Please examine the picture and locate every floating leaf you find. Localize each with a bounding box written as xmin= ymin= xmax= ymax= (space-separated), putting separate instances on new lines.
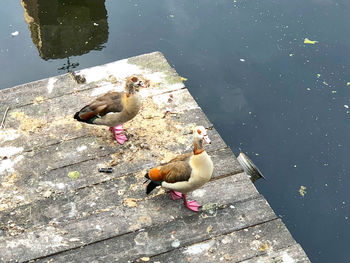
xmin=68 ymin=171 xmax=80 ymax=179
xmin=317 ymin=74 xmax=321 ymax=78
xmin=180 ymin=77 xmax=188 ymax=82
xmin=289 ymin=53 xmax=294 ymax=57
xmin=347 ymin=82 xmax=350 ymax=86
xmin=304 ymin=38 xmax=318 ymax=44
xmin=299 ymin=185 xmax=307 ymax=197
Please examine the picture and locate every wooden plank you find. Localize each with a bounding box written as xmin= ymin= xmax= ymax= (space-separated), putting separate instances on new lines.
xmin=0 ymin=124 xmax=229 ymax=211
xmin=0 ymin=88 xmax=199 ymax=155
xmin=1 ymin=87 xmax=229 ymax=211
xmin=239 ymin=244 xmax=311 ymax=263
xmin=0 ymin=52 xmax=183 ymax=112
xmin=0 ymin=151 xmax=244 ymax=238
xmin=0 ymin=52 xmax=310 ymax=262
xmin=145 ymin=219 xmax=306 ymax=263
xmin=0 ymin=174 xmax=262 ymax=262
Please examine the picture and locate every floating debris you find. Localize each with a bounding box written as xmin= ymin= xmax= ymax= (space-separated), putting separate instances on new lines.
xmin=240 ymin=58 xmax=245 ymax=62
xmin=317 ymin=74 xmax=321 ymax=78
xmin=11 ymin=31 xmax=19 ymax=37
xmin=68 ymin=171 xmax=80 ymax=179
xmin=237 ymin=152 xmax=265 ymax=183
xmin=289 ymin=53 xmax=294 ymax=57
xmin=344 ymin=105 xmax=349 ymax=109
xmin=299 ymin=185 xmax=307 ymax=197
xmin=347 ymin=82 xmax=350 ymax=86
xmin=304 ymin=38 xmax=318 ymax=44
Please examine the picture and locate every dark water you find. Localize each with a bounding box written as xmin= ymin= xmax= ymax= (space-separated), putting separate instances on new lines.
xmin=1 ymin=0 xmax=349 ymax=262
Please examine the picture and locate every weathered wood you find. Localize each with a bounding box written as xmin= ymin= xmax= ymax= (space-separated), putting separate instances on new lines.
xmin=239 ymin=244 xmax=311 ymax=263
xmin=0 ymin=174 xmax=261 ymax=262
xmin=146 ymin=219 xmax=299 ymax=263
xmin=34 ymin=197 xmax=274 ymax=263
xmin=0 ymin=52 xmax=310 ymax=263
xmin=0 ymin=150 xmax=244 ymax=237
xmin=0 ymin=52 xmax=182 ymax=113
xmin=0 ymin=125 xmax=228 ymax=213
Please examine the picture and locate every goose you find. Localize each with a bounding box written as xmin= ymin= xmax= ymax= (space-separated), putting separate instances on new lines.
xmin=144 ymin=126 xmax=213 ymax=211
xmin=74 ymin=76 xmax=143 ymax=144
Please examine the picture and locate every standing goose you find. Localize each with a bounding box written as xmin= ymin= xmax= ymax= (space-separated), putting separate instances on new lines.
xmin=74 ymin=76 xmax=144 ymax=144
xmin=144 ymin=126 xmax=213 ymax=212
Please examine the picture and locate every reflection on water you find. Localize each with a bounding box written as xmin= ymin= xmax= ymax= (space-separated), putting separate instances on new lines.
xmin=21 ymin=0 xmax=108 ymax=60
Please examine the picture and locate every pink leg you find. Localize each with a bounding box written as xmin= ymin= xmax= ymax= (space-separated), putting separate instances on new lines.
xmin=183 ymin=194 xmax=200 ymax=212
xmin=169 ymin=190 xmax=183 ymax=200
xmin=109 ymin=125 xmax=128 ymax=145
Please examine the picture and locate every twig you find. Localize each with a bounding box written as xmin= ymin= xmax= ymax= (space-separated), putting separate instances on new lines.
xmin=0 ymin=106 xmax=10 ymax=129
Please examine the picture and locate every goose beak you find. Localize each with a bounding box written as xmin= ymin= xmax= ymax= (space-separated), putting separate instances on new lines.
xmin=203 ymin=135 xmax=211 ymax=144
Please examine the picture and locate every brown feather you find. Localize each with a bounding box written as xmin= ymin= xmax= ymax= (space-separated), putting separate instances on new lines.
xmin=167 ymin=152 xmax=192 ymax=163
xmin=159 ymin=161 xmax=192 ymax=183
xmin=76 ymin=92 xmax=124 ymax=120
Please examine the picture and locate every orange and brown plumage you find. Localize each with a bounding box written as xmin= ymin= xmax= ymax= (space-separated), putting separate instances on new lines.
xmin=144 ymin=126 xmax=213 ymax=212
xmin=74 ymin=76 xmax=144 ymax=144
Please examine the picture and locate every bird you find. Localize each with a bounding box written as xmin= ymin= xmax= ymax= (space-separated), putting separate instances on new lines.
xmin=144 ymin=126 xmax=213 ymax=212
xmin=74 ymin=76 xmax=144 ymax=144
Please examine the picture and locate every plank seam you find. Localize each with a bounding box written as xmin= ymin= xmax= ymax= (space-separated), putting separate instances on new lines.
xmin=21 ymin=194 xmax=268 ymax=262
xmin=234 ymin=243 xmax=305 ymax=263
xmin=133 ymin=217 xmax=280 ymax=263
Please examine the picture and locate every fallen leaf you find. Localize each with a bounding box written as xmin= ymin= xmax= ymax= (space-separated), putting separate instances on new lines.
xmin=123 ymin=198 xmax=138 ymax=208
xmin=224 ymin=254 xmax=232 ymax=261
xmin=304 ymin=38 xmax=318 ymax=44
xmin=140 ymin=257 xmax=150 ymax=262
xmin=34 ymin=96 xmax=45 ymax=104
xmin=299 ymin=185 xmax=307 ymax=197
xmin=258 ymin=243 xmax=269 ymax=251
xmin=206 ymin=225 xmax=213 ymax=233
xmin=68 ymin=171 xmax=80 ymax=179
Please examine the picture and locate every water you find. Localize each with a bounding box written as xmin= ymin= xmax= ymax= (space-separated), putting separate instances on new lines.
xmin=1 ymin=0 xmax=349 ymax=262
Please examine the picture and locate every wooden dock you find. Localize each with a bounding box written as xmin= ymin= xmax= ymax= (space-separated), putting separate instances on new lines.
xmin=0 ymin=52 xmax=310 ymax=263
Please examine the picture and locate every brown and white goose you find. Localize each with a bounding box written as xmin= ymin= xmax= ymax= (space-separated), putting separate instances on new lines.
xmin=144 ymin=126 xmax=213 ymax=212
xmin=74 ymin=76 xmax=144 ymax=144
